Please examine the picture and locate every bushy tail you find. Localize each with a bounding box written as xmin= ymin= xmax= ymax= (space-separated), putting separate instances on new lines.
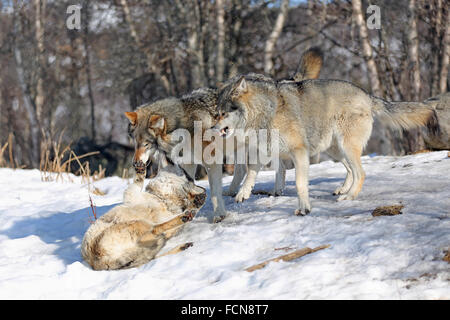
xmin=371 ymin=97 xmax=439 ymax=131
xmin=293 ymin=47 xmax=324 ymax=81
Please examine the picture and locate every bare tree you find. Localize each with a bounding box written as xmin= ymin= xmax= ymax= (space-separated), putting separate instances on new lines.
xmin=119 ymin=0 xmax=171 ymax=93
xmin=12 ymin=2 xmax=40 ymax=167
xmin=216 ymin=0 xmax=226 ymax=83
xmin=34 ymin=0 xmax=46 ymax=123
xmin=83 ymin=0 xmax=96 ymax=142
xmin=264 ymin=0 xmax=289 ymax=75
xmin=439 ymin=5 xmax=450 ymax=93
xmin=407 ymin=0 xmax=421 ymax=100
xmin=352 ymin=0 xmax=381 ymax=95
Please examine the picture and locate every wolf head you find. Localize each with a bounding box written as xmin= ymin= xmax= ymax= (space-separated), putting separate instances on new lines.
xmin=213 ymin=76 xmax=251 ymax=138
xmin=125 ymin=111 xmax=205 ymax=210
xmin=125 ymin=111 xmax=175 ymax=175
xmin=214 ymin=74 xmax=277 ymax=137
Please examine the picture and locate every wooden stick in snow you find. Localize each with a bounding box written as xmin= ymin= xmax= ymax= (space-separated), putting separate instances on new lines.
xmin=245 ymin=245 xmax=330 ymax=272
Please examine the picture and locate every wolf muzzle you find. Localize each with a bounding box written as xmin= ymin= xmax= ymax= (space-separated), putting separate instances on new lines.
xmin=133 ymin=160 xmax=149 ymax=174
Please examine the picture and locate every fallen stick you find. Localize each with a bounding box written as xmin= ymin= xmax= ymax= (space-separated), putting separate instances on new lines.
xmin=245 ymin=244 xmax=331 ymax=272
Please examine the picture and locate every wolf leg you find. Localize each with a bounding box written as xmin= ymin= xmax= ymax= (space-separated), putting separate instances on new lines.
xmin=333 ymin=159 xmax=353 ymax=195
xmin=253 ymin=160 xmax=285 ymax=196
xmin=151 ymin=211 xmax=195 ymax=236
xmin=273 ymin=159 xmax=286 ymax=196
xmin=235 ymin=163 xmax=261 ymax=202
xmin=156 ymin=242 xmax=193 ymax=258
xmin=337 ymin=143 xmax=365 ymax=201
xmin=223 ymin=163 xmax=246 ymax=196
xmin=326 ymin=142 xmax=354 ymax=195
xmin=291 ymin=148 xmax=311 ymax=216
xmin=205 ymin=164 xmax=227 ymax=222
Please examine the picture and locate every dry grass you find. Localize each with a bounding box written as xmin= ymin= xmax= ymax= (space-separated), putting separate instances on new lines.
xmin=0 ymin=133 xmax=25 ymax=169
xmin=39 ymin=130 xmax=103 ymax=186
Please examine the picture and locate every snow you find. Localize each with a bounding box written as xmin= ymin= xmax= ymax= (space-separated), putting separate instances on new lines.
xmin=0 ymin=151 xmax=449 ymax=299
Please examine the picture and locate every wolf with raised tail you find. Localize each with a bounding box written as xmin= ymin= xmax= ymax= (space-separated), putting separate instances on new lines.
xmin=214 ymin=76 xmax=438 ymax=216
xmin=124 ymin=48 xmax=324 ymax=222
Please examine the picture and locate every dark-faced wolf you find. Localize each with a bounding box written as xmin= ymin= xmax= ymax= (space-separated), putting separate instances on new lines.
xmin=214 ymin=75 xmax=437 ymax=216
xmin=124 ymin=48 xmax=323 ymax=222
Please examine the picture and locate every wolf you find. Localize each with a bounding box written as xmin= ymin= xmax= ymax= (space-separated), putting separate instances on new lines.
xmin=124 ymin=48 xmax=324 ymax=222
xmin=214 ymin=75 xmax=438 ymax=216
xmin=81 ymin=134 xmax=206 ymax=270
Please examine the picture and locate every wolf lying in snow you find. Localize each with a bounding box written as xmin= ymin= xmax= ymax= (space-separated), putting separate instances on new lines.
xmin=81 ymin=152 xmax=206 ymax=270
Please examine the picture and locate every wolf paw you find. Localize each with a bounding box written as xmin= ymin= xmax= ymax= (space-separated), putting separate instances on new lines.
xmin=333 ymin=187 xmax=345 ymax=195
xmin=180 ymin=242 xmax=193 ymax=250
xmin=212 ymin=215 xmax=226 ymax=223
xmin=235 ymin=188 xmax=251 ymax=203
xmin=181 ymin=211 xmax=196 ymax=222
xmin=294 ymin=208 xmax=311 ymax=216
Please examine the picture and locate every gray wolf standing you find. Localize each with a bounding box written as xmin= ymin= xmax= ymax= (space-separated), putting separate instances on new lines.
xmin=124 ymin=48 xmax=323 ymax=222
xmin=214 ymin=75 xmax=438 ymax=215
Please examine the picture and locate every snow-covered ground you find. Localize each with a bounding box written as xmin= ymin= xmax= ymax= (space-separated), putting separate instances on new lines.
xmin=0 ymin=151 xmax=448 ymax=299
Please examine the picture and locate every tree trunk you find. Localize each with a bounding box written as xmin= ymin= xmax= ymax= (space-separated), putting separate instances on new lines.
xmin=119 ymin=0 xmax=171 ymax=94
xmin=352 ymin=0 xmax=381 ymax=96
xmin=228 ymin=0 xmax=244 ymax=77
xmin=180 ymin=0 xmax=207 ymax=89
xmin=430 ymin=0 xmax=442 ymax=96
xmin=216 ymin=0 xmax=226 ymax=83
xmin=407 ymin=0 xmax=421 ymax=101
xmin=34 ymin=0 xmax=46 ymax=126
xmin=439 ymin=6 xmax=450 ymax=93
xmin=13 ymin=4 xmax=40 ymax=168
xmin=83 ymin=0 xmax=96 ymax=142
xmin=264 ymin=0 xmax=289 ymax=76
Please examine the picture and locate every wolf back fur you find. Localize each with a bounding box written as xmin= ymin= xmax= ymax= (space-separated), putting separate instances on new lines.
xmin=215 ymin=76 xmax=437 ymax=215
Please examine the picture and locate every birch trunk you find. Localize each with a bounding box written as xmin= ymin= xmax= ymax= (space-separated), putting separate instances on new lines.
xmin=407 ymin=0 xmax=421 ymax=101
xmin=352 ymin=0 xmax=381 ymax=95
xmin=264 ymin=0 xmax=289 ymax=75
xmin=216 ymin=0 xmax=226 ymax=83
xmin=34 ymin=0 xmax=45 ymax=125
xmin=439 ymin=7 xmax=450 ymax=93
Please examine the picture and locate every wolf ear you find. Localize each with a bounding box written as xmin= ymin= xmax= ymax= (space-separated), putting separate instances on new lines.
xmin=233 ymin=76 xmax=248 ymax=95
xmin=124 ymin=112 xmax=138 ymax=126
xmin=148 ymin=115 xmax=166 ymax=134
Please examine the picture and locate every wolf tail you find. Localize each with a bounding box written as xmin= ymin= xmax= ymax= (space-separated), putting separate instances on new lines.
xmin=371 ymin=97 xmax=439 ymax=133
xmin=293 ymin=47 xmax=324 ymax=81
